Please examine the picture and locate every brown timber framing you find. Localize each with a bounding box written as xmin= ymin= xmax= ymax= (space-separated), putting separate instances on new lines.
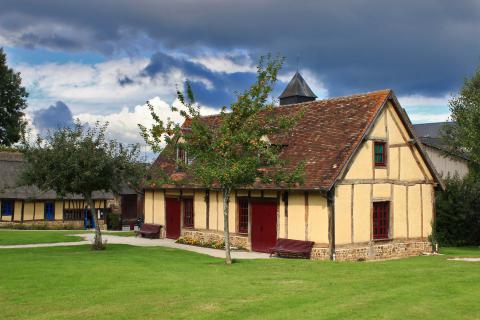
xmin=350 ymin=184 xmax=354 ymax=243
xmin=304 ymin=191 xmax=309 ymax=241
xmin=205 ymin=189 xmax=210 ymax=230
xmin=283 ymin=191 xmax=288 ymax=239
xmin=327 ymin=188 xmax=335 ymax=260
xmin=338 ymin=179 xmax=434 ymax=187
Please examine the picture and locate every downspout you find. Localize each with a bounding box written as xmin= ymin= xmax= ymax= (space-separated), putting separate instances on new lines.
xmin=327 ymin=188 xmax=336 ymax=261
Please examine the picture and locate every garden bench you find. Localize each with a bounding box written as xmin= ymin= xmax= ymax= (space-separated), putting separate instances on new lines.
xmin=136 ymin=223 xmax=162 ymax=239
xmin=269 ymin=238 xmax=315 ymax=259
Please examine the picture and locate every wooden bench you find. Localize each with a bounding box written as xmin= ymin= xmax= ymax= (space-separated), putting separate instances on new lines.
xmin=269 ymin=238 xmax=315 ymax=259
xmin=136 ymin=223 xmax=162 ymax=239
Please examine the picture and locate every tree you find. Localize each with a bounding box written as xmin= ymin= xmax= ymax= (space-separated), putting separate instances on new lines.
xmin=0 ymin=48 xmax=28 ymax=146
xmin=140 ymin=56 xmax=304 ymax=264
xmin=435 ymin=174 xmax=480 ymax=246
xmin=443 ymin=66 xmax=480 ymax=166
xmin=21 ymin=121 xmax=144 ymax=249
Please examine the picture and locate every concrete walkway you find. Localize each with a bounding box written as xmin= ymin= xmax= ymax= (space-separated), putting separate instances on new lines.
xmin=0 ymin=234 xmax=271 ymax=260
xmin=448 ymin=257 xmax=480 ymax=262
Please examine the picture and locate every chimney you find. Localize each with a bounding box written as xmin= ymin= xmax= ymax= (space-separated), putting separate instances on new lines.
xmin=279 ymin=72 xmax=317 ymax=106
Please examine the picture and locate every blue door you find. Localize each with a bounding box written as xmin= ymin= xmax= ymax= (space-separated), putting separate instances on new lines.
xmin=1 ymin=200 xmax=13 ymax=217
xmin=44 ymin=202 xmax=55 ymax=221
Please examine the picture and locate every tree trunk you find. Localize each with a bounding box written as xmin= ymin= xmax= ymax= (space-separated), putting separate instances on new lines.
xmin=222 ymin=188 xmax=232 ymax=264
xmin=87 ymin=194 xmax=104 ymax=250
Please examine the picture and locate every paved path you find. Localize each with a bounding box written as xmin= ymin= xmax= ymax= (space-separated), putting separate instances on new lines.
xmin=448 ymin=257 xmax=480 ymax=262
xmin=0 ymin=234 xmax=271 ymax=260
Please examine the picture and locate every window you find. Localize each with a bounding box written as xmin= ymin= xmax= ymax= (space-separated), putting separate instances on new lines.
xmin=374 ymin=141 xmax=386 ymax=166
xmin=238 ymin=199 xmax=249 ymax=234
xmin=1 ymin=200 xmax=14 ymax=217
xmin=183 ymin=198 xmax=194 ymax=228
xmin=373 ymin=202 xmax=390 ymax=240
xmin=44 ymin=202 xmax=55 ymax=221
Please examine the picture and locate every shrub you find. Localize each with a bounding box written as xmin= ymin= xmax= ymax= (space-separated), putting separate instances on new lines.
xmin=435 ymin=174 xmax=480 ymax=246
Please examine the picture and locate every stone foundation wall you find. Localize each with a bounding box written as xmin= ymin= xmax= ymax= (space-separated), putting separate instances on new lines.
xmin=182 ymin=229 xmax=248 ymax=249
xmin=311 ymin=240 xmax=432 ymax=261
xmin=0 ymin=220 xmax=106 ymax=230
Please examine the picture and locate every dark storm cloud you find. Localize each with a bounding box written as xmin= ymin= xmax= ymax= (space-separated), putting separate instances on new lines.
xmin=33 ymin=101 xmax=74 ymax=133
xmin=1 ymin=0 xmax=479 ymax=96
xmin=142 ymin=51 xmax=258 ymax=106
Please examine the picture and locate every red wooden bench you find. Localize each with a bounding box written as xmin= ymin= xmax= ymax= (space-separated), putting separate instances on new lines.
xmin=269 ymin=238 xmax=315 ymax=259
xmin=136 ymin=223 xmax=162 ymax=239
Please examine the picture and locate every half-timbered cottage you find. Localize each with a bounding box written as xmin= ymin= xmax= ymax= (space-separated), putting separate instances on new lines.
xmin=0 ymin=151 xmax=113 ymax=228
xmin=144 ymin=73 xmax=444 ymax=261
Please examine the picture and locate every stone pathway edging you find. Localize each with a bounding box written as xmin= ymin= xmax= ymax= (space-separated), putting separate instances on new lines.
xmin=0 ymin=234 xmax=271 ymax=260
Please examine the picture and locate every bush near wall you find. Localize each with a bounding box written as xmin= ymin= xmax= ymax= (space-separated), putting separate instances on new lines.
xmin=435 ymin=174 xmax=480 ymax=246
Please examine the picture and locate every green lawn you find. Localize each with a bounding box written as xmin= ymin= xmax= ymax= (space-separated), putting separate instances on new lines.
xmin=0 ymin=230 xmax=135 ymax=245
xmin=0 ymin=244 xmax=479 ymax=320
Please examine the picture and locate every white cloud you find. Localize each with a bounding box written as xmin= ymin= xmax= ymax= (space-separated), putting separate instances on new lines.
xmin=75 ymin=96 xmax=219 ymax=146
xmin=190 ymin=50 xmax=256 ymax=73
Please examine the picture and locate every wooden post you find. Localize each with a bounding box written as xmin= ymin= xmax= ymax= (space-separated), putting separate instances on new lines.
xmin=327 ymin=189 xmax=335 ymax=261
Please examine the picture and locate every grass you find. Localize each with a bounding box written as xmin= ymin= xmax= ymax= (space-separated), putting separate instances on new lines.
xmin=0 ymin=244 xmax=479 ymax=320
xmin=0 ymin=230 xmax=135 ymax=245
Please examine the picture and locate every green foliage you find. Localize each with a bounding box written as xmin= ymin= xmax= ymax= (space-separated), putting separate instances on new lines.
xmin=20 ymin=120 xmax=145 ymax=249
xmin=442 ymin=66 xmax=480 ymax=165
xmin=435 ymin=174 xmax=480 ymax=246
xmin=140 ymin=55 xmax=305 ymax=190
xmin=0 ymin=48 xmax=28 ymax=147
xmin=20 ymin=121 xmax=144 ymax=198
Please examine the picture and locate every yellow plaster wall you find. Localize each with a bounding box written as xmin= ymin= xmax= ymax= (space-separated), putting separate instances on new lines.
xmin=393 ymin=185 xmax=407 ymax=238
xmin=14 ymin=201 xmax=22 ymax=221
xmin=353 ymin=184 xmax=371 ymax=243
xmin=144 ymin=191 xmax=154 ymax=224
xmin=369 ymin=110 xmax=387 ymax=139
xmin=194 ymin=191 xmax=207 ymax=229
xmin=153 ymin=191 xmax=165 ymax=225
xmin=279 ymin=194 xmax=286 ymax=238
xmin=334 ymin=185 xmax=352 ymax=245
xmin=23 ymin=202 xmax=34 ymax=220
xmin=35 ymin=202 xmax=43 ymax=220
xmin=407 ymin=185 xmax=422 ymax=238
xmin=287 ymin=192 xmax=306 ymax=241
xmin=373 ymin=184 xmax=391 ymax=199
xmin=208 ymin=191 xmax=220 ymax=231
xmin=422 ymin=184 xmax=434 ymax=238
xmin=55 ymin=201 xmax=63 ymax=220
xmin=344 ymin=141 xmax=373 ymax=180
xmin=389 ymin=147 xmax=399 ymax=179
xmin=307 ymin=193 xmax=328 ymax=244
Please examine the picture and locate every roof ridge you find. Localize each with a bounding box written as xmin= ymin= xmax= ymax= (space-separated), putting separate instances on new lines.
xmin=197 ymin=89 xmax=392 ymax=119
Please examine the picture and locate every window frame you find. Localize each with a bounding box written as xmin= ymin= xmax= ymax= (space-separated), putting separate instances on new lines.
xmin=237 ymin=198 xmax=249 ymax=234
xmin=372 ymin=201 xmax=390 ymax=240
xmin=374 ymin=141 xmax=387 ymax=167
xmin=1 ymin=199 xmax=14 ymax=217
xmin=182 ymin=198 xmax=194 ymax=228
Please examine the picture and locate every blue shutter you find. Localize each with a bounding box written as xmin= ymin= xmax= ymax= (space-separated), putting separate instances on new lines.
xmin=1 ymin=200 xmax=13 ymax=216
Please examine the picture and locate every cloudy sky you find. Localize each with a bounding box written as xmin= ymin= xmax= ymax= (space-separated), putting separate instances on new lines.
xmin=1 ymin=0 xmax=479 ymax=150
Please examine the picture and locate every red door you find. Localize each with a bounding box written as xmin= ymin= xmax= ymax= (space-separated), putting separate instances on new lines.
xmin=166 ymin=198 xmax=181 ymax=239
xmin=251 ymin=200 xmax=277 ymax=252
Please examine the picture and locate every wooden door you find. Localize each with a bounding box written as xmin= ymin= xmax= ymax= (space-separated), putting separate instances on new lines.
xmin=251 ymin=200 xmax=277 ymax=252
xmin=166 ymin=198 xmax=181 ymax=239
xmin=44 ymin=202 xmax=55 ymax=221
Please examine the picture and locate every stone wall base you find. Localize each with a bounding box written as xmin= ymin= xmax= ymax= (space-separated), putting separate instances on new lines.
xmin=0 ymin=220 xmax=106 ymax=230
xmin=182 ymin=229 xmax=248 ymax=249
xmin=311 ymin=240 xmax=432 ymax=261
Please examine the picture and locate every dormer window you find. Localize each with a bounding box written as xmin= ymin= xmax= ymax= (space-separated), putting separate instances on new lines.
xmin=176 ymin=146 xmax=187 ymax=171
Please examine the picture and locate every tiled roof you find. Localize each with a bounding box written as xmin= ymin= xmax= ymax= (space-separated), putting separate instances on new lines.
xmin=149 ymin=89 xmax=441 ymax=191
